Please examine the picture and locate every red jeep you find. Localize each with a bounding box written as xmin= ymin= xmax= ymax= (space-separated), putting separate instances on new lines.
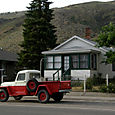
xmin=0 ymin=70 xmax=71 ymax=103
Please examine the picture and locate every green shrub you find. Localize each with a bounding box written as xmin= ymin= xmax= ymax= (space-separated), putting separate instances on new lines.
xmin=86 ymin=78 xmax=93 ymax=90
xmin=100 ymin=83 xmax=115 ymax=93
xmin=71 ymin=79 xmax=82 ymax=87
xmin=82 ymin=78 xmax=93 ymax=90
xmin=99 ymin=85 xmax=107 ymax=93
xmin=107 ymin=83 xmax=115 ymax=93
xmin=92 ymin=73 xmax=105 ymax=86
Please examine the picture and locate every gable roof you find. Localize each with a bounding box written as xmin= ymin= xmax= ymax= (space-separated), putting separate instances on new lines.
xmin=42 ymin=35 xmax=112 ymax=55
xmin=53 ymin=36 xmax=96 ymax=50
xmin=53 ymin=36 xmax=110 ymax=52
xmin=0 ymin=49 xmax=18 ymax=62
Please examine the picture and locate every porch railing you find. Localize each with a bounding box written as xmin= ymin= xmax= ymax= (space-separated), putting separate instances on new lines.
xmin=62 ymin=67 xmax=71 ymax=81
xmin=53 ymin=67 xmax=62 ymax=81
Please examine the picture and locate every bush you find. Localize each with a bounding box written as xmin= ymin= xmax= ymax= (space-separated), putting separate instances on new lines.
xmin=81 ymin=78 xmax=93 ymax=90
xmin=71 ymin=79 xmax=82 ymax=87
xmin=86 ymin=78 xmax=93 ymax=90
xmin=99 ymin=85 xmax=107 ymax=93
xmin=107 ymin=83 xmax=115 ymax=93
xmin=92 ymin=73 xmax=105 ymax=86
xmin=100 ymin=83 xmax=115 ymax=93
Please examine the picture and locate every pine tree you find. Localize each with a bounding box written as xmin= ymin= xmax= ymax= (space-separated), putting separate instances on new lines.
xmin=18 ymin=0 xmax=57 ymax=70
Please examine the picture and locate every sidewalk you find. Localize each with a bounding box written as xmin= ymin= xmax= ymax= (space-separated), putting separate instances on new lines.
xmin=13 ymin=91 xmax=115 ymax=102
xmin=64 ymin=91 xmax=115 ymax=102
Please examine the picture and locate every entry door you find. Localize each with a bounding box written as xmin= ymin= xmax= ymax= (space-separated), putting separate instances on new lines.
xmin=62 ymin=56 xmax=71 ymax=80
xmin=64 ymin=56 xmax=70 ymax=71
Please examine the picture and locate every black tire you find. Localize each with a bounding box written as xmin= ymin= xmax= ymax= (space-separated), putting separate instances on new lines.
xmin=13 ymin=96 xmax=23 ymax=100
xmin=26 ymin=78 xmax=38 ymax=92
xmin=0 ymin=89 xmax=9 ymax=102
xmin=38 ymin=89 xmax=50 ymax=103
xmin=52 ymin=93 xmax=63 ymax=102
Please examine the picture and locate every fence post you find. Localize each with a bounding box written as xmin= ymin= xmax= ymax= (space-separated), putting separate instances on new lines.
xmin=106 ymin=74 xmax=109 ymax=86
xmin=84 ymin=75 xmax=86 ymax=93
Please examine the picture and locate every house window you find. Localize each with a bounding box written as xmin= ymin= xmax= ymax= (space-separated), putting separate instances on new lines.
xmin=46 ymin=56 xmax=53 ymax=69
xmin=112 ymin=62 xmax=115 ymax=71
xmin=91 ymin=54 xmax=97 ymax=70
xmin=80 ymin=54 xmax=88 ymax=68
xmin=54 ymin=56 xmax=61 ymax=69
xmin=71 ymin=54 xmax=89 ymax=69
xmin=71 ymin=55 xmax=79 ymax=68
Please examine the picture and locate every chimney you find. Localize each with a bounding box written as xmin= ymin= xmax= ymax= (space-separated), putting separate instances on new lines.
xmin=85 ymin=27 xmax=91 ymax=39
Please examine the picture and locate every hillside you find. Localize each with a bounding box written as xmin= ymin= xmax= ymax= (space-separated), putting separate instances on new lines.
xmin=0 ymin=1 xmax=115 ymax=53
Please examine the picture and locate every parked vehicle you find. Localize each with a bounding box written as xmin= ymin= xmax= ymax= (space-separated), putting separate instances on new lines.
xmin=0 ymin=70 xmax=71 ymax=103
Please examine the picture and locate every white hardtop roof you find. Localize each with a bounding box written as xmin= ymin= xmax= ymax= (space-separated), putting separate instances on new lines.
xmin=18 ymin=70 xmax=40 ymax=74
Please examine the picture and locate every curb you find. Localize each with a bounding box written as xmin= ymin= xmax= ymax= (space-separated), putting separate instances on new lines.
xmin=64 ymin=91 xmax=115 ymax=102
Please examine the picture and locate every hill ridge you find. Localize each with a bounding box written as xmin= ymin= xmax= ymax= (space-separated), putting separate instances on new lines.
xmin=0 ymin=1 xmax=115 ymax=53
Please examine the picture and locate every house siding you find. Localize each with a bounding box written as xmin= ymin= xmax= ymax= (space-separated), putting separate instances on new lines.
xmin=71 ymin=70 xmax=90 ymax=80
xmin=98 ymin=53 xmax=115 ymax=78
xmin=57 ymin=38 xmax=100 ymax=52
xmin=90 ymin=70 xmax=98 ymax=78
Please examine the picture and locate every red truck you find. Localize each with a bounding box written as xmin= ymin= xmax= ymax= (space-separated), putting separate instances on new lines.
xmin=0 ymin=70 xmax=71 ymax=103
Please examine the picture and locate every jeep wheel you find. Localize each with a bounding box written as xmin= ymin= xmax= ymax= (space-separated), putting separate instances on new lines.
xmin=13 ymin=96 xmax=23 ymax=100
xmin=38 ymin=89 xmax=50 ymax=103
xmin=26 ymin=78 xmax=38 ymax=92
xmin=0 ymin=89 xmax=9 ymax=102
xmin=52 ymin=93 xmax=63 ymax=102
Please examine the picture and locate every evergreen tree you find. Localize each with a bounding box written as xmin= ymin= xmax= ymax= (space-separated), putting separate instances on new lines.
xmin=18 ymin=0 xmax=57 ymax=70
xmin=96 ymin=22 xmax=115 ymax=64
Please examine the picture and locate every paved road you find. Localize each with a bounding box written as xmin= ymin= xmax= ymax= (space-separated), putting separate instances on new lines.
xmin=0 ymin=97 xmax=115 ymax=115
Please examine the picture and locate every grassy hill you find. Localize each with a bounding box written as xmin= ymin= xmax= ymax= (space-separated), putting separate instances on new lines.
xmin=0 ymin=1 xmax=115 ymax=53
xmin=0 ymin=11 xmax=25 ymax=52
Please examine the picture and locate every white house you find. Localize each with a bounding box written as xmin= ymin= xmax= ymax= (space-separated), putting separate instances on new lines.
xmin=42 ymin=36 xmax=115 ymax=81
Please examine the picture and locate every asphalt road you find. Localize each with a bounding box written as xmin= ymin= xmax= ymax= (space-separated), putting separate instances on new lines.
xmin=0 ymin=97 xmax=115 ymax=115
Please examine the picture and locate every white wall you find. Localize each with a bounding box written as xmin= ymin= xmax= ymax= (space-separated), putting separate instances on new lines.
xmin=71 ymin=70 xmax=90 ymax=80
xmin=44 ymin=70 xmax=62 ymax=81
xmin=44 ymin=70 xmax=91 ymax=81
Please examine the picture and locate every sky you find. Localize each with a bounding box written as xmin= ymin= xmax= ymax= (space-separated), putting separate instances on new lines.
xmin=0 ymin=0 xmax=113 ymax=13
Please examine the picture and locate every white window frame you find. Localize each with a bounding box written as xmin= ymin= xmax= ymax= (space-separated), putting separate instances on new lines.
xmin=54 ymin=56 xmax=61 ymax=69
xmin=46 ymin=56 xmax=53 ymax=69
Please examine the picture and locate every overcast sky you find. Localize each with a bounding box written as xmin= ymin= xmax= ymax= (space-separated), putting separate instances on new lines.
xmin=0 ymin=0 xmax=113 ymax=13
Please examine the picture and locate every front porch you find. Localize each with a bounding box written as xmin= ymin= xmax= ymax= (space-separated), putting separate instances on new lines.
xmin=42 ymin=35 xmax=115 ymax=80
xmin=43 ymin=52 xmax=99 ymax=81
